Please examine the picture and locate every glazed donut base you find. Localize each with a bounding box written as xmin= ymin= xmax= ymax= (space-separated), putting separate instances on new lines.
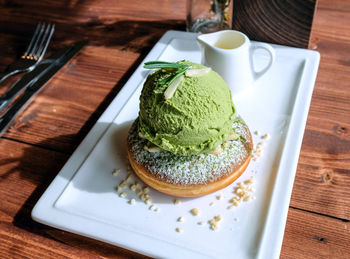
xmin=127 ymin=146 xmax=252 ymax=197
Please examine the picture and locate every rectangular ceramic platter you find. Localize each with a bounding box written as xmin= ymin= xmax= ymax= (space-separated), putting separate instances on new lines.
xmin=32 ymin=31 xmax=320 ymax=259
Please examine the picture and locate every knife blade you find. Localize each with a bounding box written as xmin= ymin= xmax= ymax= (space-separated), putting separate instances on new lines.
xmin=0 ymin=40 xmax=87 ymax=136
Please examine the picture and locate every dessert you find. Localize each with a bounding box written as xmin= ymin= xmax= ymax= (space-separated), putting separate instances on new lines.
xmin=127 ymin=60 xmax=252 ymax=197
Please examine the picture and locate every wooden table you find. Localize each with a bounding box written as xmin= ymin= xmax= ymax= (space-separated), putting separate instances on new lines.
xmin=0 ymin=0 xmax=349 ymax=258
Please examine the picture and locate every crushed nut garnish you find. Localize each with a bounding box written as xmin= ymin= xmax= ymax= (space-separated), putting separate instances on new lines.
xmin=175 ymin=227 xmax=183 ymax=233
xmin=130 ymin=184 xmax=137 ymax=191
xmin=126 ymin=174 xmax=133 ymax=182
xmin=119 ymin=180 xmax=127 ymax=188
xmin=228 ymin=178 xmax=256 ymax=207
xmin=128 ymin=199 xmax=135 ymax=205
xmin=112 ymin=168 xmax=120 ymax=176
xmin=214 ymin=215 xmax=222 ymax=222
xmin=135 ymin=188 xmax=143 ymax=196
xmin=197 ymin=221 xmax=204 ymax=225
xmin=190 ymin=208 xmax=199 ymax=216
xmin=177 ymin=216 xmax=184 ymax=222
xmin=173 ymin=199 xmax=181 ymax=205
xmin=115 ymin=186 xmax=123 ymax=192
xmin=119 ymin=192 xmax=127 ymax=198
xmin=245 ymin=177 xmax=255 ymax=185
xmin=208 ymin=215 xmax=222 ymax=231
xmin=262 ymin=133 xmax=270 ymax=139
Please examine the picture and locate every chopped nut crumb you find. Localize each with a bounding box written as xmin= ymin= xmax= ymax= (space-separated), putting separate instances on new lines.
xmin=145 ymin=198 xmax=152 ymax=205
xmin=177 ymin=216 xmax=184 ymax=222
xmin=149 ymin=205 xmax=155 ymax=210
xmin=115 ymin=186 xmax=123 ymax=192
xmin=176 ymin=227 xmax=182 ymax=233
xmin=112 ymin=168 xmax=120 ymax=176
xmin=254 ymin=130 xmax=260 ymax=135
xmin=128 ymin=199 xmax=135 ymax=205
xmin=119 ymin=192 xmax=127 ymax=198
xmin=216 ymin=194 xmax=222 ymax=200
xmin=190 ymin=208 xmax=199 ymax=216
xmin=119 ymin=180 xmax=127 ymax=188
xmin=197 ymin=221 xmax=204 ymax=225
xmin=209 ymin=202 xmax=214 ymax=206
xmin=130 ymin=184 xmax=137 ymax=191
xmin=228 ymin=179 xmax=256 ymax=207
xmin=262 ymin=133 xmax=270 ymax=139
xmin=208 ymin=215 xmax=222 ymax=231
xmin=245 ymin=177 xmax=255 ymax=185
xmin=136 ymin=188 xmax=143 ymax=196
xmin=214 ymin=215 xmax=221 ymax=222
xmin=154 ymin=207 xmax=160 ymax=212
xmin=173 ymin=199 xmax=181 ymax=205
xmin=126 ymin=174 xmax=133 ymax=182
xmin=143 ymin=187 xmax=150 ymax=193
xmin=234 ymin=218 xmax=239 ymax=222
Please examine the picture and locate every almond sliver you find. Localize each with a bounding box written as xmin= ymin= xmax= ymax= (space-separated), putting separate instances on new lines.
xmin=164 ymin=75 xmax=184 ymax=99
xmin=185 ymin=67 xmax=211 ymax=77
xmin=227 ymin=132 xmax=240 ymax=140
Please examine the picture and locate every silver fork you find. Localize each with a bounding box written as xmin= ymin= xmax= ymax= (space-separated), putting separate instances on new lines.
xmin=0 ymin=22 xmax=55 ymax=84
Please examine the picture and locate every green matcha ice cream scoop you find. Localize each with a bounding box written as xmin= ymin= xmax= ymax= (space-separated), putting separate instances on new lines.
xmin=138 ymin=60 xmax=236 ymax=156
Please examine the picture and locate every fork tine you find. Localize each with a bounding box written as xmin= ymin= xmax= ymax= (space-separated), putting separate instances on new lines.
xmin=22 ymin=23 xmax=42 ymax=58
xmin=28 ymin=23 xmax=46 ymax=60
xmin=34 ymin=23 xmax=55 ymax=61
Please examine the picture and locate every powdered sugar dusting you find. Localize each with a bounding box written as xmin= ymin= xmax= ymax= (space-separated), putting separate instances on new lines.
xmin=128 ymin=119 xmax=251 ymax=186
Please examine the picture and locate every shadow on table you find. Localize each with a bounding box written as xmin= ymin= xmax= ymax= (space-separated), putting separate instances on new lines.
xmin=0 ymin=19 xmax=185 ymax=68
xmin=0 ymin=29 xmax=160 ymax=256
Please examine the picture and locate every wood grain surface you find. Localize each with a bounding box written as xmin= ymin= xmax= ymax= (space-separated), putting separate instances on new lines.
xmin=0 ymin=0 xmax=349 ymax=258
xmin=232 ymin=0 xmax=318 ymax=48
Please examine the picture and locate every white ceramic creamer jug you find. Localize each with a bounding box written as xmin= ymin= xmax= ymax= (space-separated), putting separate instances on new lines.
xmin=197 ymin=30 xmax=275 ymax=95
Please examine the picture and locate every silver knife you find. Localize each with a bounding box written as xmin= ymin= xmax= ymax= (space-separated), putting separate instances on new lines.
xmin=0 ymin=41 xmax=87 ymax=136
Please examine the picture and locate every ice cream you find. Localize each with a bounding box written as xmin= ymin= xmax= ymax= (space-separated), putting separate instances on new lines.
xmin=138 ymin=60 xmax=236 ymax=156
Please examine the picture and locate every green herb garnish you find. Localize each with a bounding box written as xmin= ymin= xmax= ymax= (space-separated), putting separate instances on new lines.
xmin=144 ymin=61 xmax=191 ymax=86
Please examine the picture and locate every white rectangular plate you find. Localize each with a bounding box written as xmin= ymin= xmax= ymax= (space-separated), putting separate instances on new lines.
xmin=32 ymin=31 xmax=320 ymax=259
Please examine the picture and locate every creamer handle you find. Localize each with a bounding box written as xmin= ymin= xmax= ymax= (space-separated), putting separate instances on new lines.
xmin=250 ymin=42 xmax=276 ymax=81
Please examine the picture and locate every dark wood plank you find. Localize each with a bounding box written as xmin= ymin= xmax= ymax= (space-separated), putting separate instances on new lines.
xmin=232 ymin=0 xmax=318 ymax=48
xmin=289 ymin=0 xmax=350 ymax=220
xmin=2 ymin=46 xmax=140 ymax=153
xmin=281 ymin=208 xmax=350 ymax=259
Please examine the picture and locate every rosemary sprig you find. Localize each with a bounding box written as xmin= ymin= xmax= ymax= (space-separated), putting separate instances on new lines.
xmin=144 ymin=61 xmax=191 ymax=85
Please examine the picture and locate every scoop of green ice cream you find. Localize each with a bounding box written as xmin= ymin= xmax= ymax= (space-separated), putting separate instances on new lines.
xmin=138 ymin=60 xmax=235 ymax=156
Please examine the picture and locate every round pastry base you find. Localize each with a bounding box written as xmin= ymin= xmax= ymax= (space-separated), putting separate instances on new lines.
xmin=127 ymin=145 xmax=252 ymax=197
